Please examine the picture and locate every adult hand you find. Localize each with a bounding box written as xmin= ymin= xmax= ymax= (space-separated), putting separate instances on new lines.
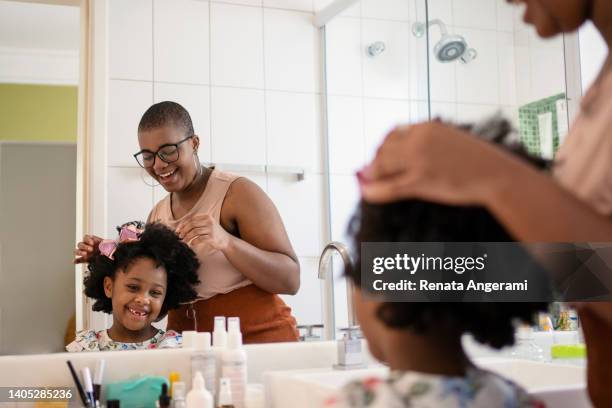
xmin=175 ymin=214 xmax=231 ymax=251
xmin=358 ymin=121 xmax=512 ymax=205
xmin=74 ymin=234 xmax=103 ymax=264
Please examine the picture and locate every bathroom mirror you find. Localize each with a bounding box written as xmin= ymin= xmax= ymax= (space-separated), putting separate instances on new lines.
xmin=321 ymin=0 xmax=575 ymax=335
xmin=1 ymin=0 xmax=335 ymax=353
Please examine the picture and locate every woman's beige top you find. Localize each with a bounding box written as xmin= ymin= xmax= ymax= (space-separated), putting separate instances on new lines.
xmin=554 ymin=66 xmax=612 ymax=215
xmin=149 ymin=169 xmax=252 ymax=300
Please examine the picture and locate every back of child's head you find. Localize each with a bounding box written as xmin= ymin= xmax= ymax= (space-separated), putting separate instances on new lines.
xmin=138 ymin=101 xmax=194 ymax=136
xmin=347 ymin=116 xmax=549 ymax=349
xmin=84 ymin=222 xmax=200 ymax=319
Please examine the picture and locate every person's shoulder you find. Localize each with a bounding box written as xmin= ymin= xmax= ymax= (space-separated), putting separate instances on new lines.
xmin=153 ymin=329 xmax=182 ymax=349
xmin=66 ymin=329 xmax=103 ymax=352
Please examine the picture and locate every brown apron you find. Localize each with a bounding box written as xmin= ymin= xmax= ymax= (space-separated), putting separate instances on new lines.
xmin=168 ymin=284 xmax=299 ymax=344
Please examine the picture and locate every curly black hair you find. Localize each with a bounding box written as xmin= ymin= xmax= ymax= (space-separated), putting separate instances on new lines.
xmin=138 ymin=101 xmax=195 ymax=137
xmin=347 ymin=116 xmax=549 ymax=349
xmin=84 ymin=222 xmax=200 ymax=319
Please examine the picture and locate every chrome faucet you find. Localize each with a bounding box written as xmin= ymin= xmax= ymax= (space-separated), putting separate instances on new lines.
xmin=318 ymin=241 xmax=358 ymax=341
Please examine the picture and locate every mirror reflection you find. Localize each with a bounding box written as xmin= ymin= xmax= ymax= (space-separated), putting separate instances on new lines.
xmin=0 ymin=0 xmax=576 ymax=355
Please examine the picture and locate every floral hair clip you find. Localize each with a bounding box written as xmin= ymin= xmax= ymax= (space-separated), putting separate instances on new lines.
xmin=99 ymin=221 xmax=146 ymax=260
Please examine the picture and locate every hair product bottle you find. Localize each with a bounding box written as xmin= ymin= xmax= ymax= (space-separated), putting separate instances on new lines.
xmin=221 ymin=317 xmax=246 ymax=408
xmin=212 ymin=316 xmax=228 ymax=402
xmin=191 ymin=332 xmax=217 ymax=399
xmin=217 ymin=378 xmax=234 ymax=408
xmin=186 ymin=372 xmax=213 ymax=408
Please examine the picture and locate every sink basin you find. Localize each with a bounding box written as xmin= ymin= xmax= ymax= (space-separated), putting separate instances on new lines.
xmin=264 ymin=358 xmax=590 ymax=408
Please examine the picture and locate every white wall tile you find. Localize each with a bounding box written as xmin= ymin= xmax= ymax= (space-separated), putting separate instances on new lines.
xmin=363 ymin=98 xmax=410 ymax=162
xmin=210 ymin=3 xmax=264 ymax=88
xmin=362 ymin=0 xmax=410 ymax=22
xmin=362 ymin=19 xmax=411 ymax=99
xmin=329 ymin=174 xmax=359 ymax=243
xmin=496 ymin=0 xmax=514 ymax=32
xmin=456 ymin=27 xmax=499 ymax=105
xmin=264 ymin=9 xmax=318 ymax=92
xmin=529 ymin=45 xmax=566 ymax=102
xmin=266 ymin=91 xmax=321 ymax=171
xmin=424 ymin=0 xmax=453 ymax=23
xmin=153 ymin=0 xmax=209 ymax=84
xmin=455 ymin=103 xmax=499 ymax=123
xmin=211 ymin=0 xmax=262 ymax=6
xmin=107 ymin=167 xmax=154 ymax=235
xmin=325 ymin=17 xmax=362 ymax=97
xmin=514 ymin=29 xmax=531 ymax=105
xmin=452 ymin=0 xmax=496 ymax=30
xmin=497 ymin=31 xmax=516 ymax=106
xmin=268 ymin=175 xmax=324 ymax=257
xmin=264 ymin=0 xmax=312 ymax=12
xmin=408 ymin=17 xmax=429 ymax=101
xmin=327 ymin=95 xmax=365 ymax=174
xmin=314 ymin=0 xmax=360 ymax=18
xmin=210 ymin=87 xmax=266 ymax=165
xmin=428 ymin=52 xmax=456 ymax=102
xmin=108 ymin=0 xmax=153 ymax=80
xmin=153 ymin=82 xmax=212 ymax=163
xmin=280 ymin=257 xmax=323 ymax=326
xmin=108 ymin=80 xmax=153 ymax=167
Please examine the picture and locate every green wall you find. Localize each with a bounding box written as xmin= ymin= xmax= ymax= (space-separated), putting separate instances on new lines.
xmin=0 ymin=83 xmax=77 ymax=142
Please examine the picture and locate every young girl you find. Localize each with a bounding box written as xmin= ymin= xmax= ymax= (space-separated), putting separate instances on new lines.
xmin=328 ymin=119 xmax=548 ymax=407
xmin=67 ymin=221 xmax=200 ymax=351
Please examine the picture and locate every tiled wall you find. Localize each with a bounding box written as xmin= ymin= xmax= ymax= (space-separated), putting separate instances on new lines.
xmin=323 ymin=0 xmax=569 ymax=330
xmin=103 ymin=0 xmax=329 ymax=328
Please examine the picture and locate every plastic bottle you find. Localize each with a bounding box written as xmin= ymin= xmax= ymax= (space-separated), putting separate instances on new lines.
xmin=221 ymin=317 xmax=246 ymax=408
xmin=217 ymin=378 xmax=234 ymax=408
xmin=186 ymin=372 xmax=213 ymax=408
xmin=172 ymin=382 xmax=187 ymax=408
xmin=212 ymin=316 xmax=228 ymax=402
xmin=213 ymin=317 xmax=228 ymax=348
xmin=191 ymin=332 xmax=217 ymax=399
xmin=510 ymin=326 xmax=548 ymax=362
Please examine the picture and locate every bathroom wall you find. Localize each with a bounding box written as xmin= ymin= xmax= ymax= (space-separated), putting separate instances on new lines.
xmin=323 ymin=0 xmax=539 ymax=329
xmin=91 ymin=0 xmax=337 ymax=331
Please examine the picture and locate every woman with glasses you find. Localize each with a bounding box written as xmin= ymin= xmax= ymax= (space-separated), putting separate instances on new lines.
xmin=75 ymin=101 xmax=300 ymax=343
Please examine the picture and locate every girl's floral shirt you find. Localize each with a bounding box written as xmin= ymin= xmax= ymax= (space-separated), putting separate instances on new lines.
xmin=66 ymin=329 xmax=181 ymax=352
xmin=325 ymin=366 xmax=545 ymax=408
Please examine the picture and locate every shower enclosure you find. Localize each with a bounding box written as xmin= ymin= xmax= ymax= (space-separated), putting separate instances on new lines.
xmin=316 ymin=0 xmax=579 ymax=338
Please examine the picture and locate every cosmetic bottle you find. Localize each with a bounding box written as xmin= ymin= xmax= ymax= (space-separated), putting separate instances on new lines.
xmin=213 ymin=316 xmax=227 ymax=348
xmin=157 ymin=383 xmax=171 ymax=408
xmin=192 ymin=332 xmax=217 ymax=399
xmin=221 ymin=317 xmax=246 ymax=408
xmin=186 ymin=372 xmax=213 ymax=408
xmin=212 ymin=316 xmax=228 ymax=401
xmin=169 ymin=372 xmax=181 ymax=398
xmin=172 ymin=382 xmax=186 ymax=408
xmin=217 ymin=378 xmax=234 ymax=408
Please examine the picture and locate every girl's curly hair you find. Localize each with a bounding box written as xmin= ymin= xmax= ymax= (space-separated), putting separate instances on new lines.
xmin=84 ymin=222 xmax=200 ymax=319
xmin=346 ymin=116 xmax=549 ymax=349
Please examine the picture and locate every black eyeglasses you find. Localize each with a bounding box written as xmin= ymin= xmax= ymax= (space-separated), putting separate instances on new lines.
xmin=134 ymin=135 xmax=194 ymax=168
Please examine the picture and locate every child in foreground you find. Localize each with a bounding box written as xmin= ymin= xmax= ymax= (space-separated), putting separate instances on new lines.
xmin=67 ymin=221 xmax=200 ymax=351
xmin=327 ymin=117 xmax=548 ymax=407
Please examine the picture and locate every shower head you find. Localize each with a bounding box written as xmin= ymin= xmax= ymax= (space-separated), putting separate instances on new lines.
xmin=412 ymin=19 xmax=477 ymax=64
